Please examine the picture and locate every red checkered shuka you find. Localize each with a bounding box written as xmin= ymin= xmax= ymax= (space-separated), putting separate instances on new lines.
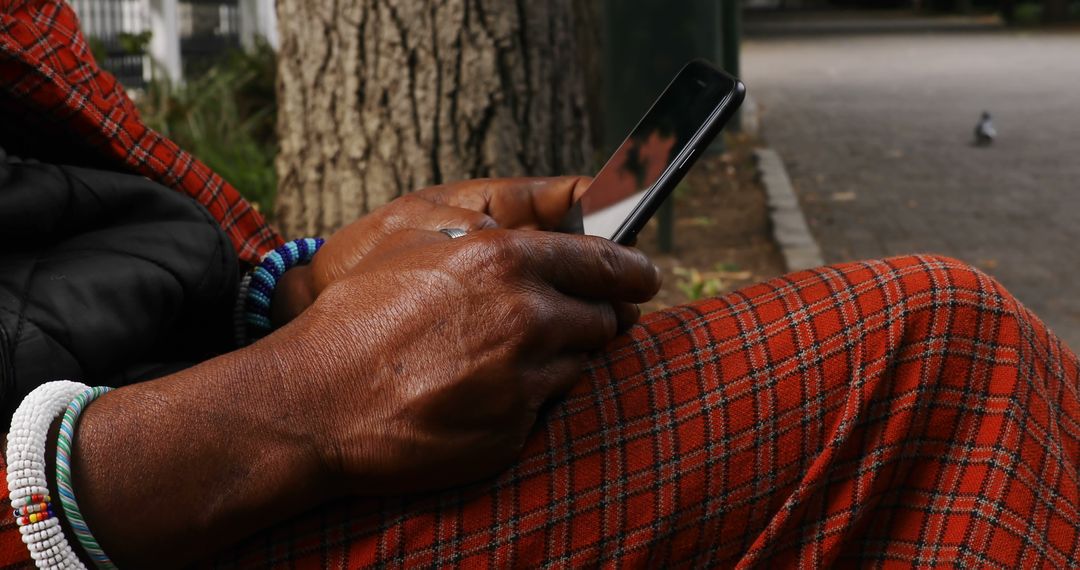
xmin=5 ymin=255 xmax=1072 ymax=567
xmin=210 ymin=255 xmax=1080 ymax=568
xmin=1 ymin=3 xmax=1078 ymax=568
xmin=0 ymin=0 xmax=281 ymax=265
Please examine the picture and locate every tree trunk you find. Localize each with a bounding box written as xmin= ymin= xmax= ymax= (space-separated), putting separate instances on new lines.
xmin=274 ymin=0 xmax=591 ymax=238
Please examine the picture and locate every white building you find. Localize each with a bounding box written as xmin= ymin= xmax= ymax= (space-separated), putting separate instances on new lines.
xmin=69 ymin=0 xmax=276 ymax=85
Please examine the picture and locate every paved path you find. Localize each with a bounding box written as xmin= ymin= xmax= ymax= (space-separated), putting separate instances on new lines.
xmin=744 ymin=22 xmax=1080 ymax=350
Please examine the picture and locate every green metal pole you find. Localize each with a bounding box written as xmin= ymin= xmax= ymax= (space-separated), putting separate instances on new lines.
xmin=721 ymin=0 xmax=741 ymax=132
xmin=709 ymin=0 xmax=726 ymax=155
xmin=604 ymin=0 xmax=724 ymax=252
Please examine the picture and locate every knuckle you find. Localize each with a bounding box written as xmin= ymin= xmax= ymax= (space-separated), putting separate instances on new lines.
xmin=378 ymin=209 xmax=408 ymax=231
xmin=592 ymin=239 xmax=623 ymax=284
xmin=479 ymin=231 xmax=525 ymax=270
xmin=412 ymin=184 xmax=439 ymax=199
xmin=505 ymin=292 xmax=546 ymax=333
xmin=448 ymin=231 xmax=516 ymax=275
xmin=469 ymin=214 xmax=499 ymax=231
xmin=395 ymin=194 xmax=424 ymax=208
xmin=383 ymin=195 xmax=429 ymax=222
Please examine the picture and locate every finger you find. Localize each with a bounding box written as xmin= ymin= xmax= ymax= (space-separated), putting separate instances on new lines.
xmin=317 ymin=199 xmax=496 ymax=287
xmin=434 ymin=204 xmax=498 ymax=232
xmin=533 ymin=294 xmax=620 ymax=353
xmin=613 ymin=301 xmax=641 ymax=333
xmin=515 ymin=232 xmax=661 ymax=303
xmin=378 ymin=196 xmax=498 ymax=234
xmin=499 ymin=176 xmax=591 ymax=230
xmin=419 ymin=177 xmax=592 ymax=230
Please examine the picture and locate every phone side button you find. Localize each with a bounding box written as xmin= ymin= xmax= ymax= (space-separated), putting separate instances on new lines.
xmin=678 ymin=148 xmax=697 ymax=171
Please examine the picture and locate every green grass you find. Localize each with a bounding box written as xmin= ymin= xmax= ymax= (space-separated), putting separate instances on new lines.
xmin=137 ymin=43 xmax=278 ymax=216
xmin=1009 ymin=1 xmax=1080 ymax=24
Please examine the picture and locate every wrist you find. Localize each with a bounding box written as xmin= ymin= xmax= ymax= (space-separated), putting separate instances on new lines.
xmin=270 ymin=293 xmax=390 ymax=496
xmin=70 ymin=343 xmax=327 ymax=565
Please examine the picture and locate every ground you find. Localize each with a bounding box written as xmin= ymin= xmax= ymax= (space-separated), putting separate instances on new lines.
xmin=743 ymin=14 xmax=1080 ymax=350
xmin=637 ymin=135 xmax=785 ymax=313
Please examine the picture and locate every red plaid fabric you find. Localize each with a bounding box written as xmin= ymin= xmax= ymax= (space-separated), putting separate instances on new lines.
xmin=199 ymin=254 xmax=1069 ymax=567
xmin=0 ymin=0 xmax=281 ymax=265
xmin=1 ymin=4 xmax=1078 ymax=568
xmin=195 ymin=255 xmax=1078 ymax=568
xmin=0 ymin=256 xmax=1077 ymax=567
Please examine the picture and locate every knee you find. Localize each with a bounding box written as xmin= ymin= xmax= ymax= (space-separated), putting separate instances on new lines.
xmin=875 ymin=255 xmax=1029 ymax=398
xmin=878 ymin=254 xmax=1018 ymax=317
xmin=836 ymin=254 xmax=1027 ymax=363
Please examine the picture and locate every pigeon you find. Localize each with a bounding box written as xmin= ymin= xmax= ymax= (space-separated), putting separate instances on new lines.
xmin=974 ymin=111 xmax=996 ymax=146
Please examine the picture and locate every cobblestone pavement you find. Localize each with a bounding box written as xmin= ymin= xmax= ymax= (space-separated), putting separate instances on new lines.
xmin=744 ymin=23 xmax=1080 ymax=350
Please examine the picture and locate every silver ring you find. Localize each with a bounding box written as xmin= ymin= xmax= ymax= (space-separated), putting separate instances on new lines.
xmin=439 ymin=228 xmax=468 ymax=239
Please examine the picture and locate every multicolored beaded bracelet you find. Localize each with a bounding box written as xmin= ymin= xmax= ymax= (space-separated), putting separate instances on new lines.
xmin=16 ymin=507 xmax=54 ymax=525
xmin=10 ymin=493 xmax=50 ymax=511
xmin=6 ymin=381 xmax=91 ymax=569
xmin=55 ymin=386 xmax=116 ymax=570
xmin=14 ymin=499 xmax=51 ymax=516
xmin=240 ymin=237 xmax=324 ymax=344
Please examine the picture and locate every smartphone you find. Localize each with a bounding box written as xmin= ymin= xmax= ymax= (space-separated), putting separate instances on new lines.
xmin=559 ymin=59 xmax=745 ymax=244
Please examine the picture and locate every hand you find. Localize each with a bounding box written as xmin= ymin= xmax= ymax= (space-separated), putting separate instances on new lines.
xmin=62 ymin=221 xmax=653 ymax=566
xmin=278 ymin=227 xmax=658 ymax=493
xmin=272 ymin=177 xmax=591 ymax=325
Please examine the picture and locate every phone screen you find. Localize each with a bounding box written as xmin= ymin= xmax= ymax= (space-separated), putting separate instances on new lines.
xmin=560 ymin=62 xmax=738 ymax=241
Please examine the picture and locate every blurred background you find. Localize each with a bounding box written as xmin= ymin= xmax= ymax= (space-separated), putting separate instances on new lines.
xmin=70 ymin=0 xmax=1080 ymax=349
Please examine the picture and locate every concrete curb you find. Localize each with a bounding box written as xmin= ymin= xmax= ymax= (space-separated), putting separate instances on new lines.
xmin=741 ymin=93 xmax=760 ymax=138
xmin=754 ymin=147 xmax=825 ymax=272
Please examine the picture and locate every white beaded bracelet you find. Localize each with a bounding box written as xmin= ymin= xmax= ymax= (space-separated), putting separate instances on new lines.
xmin=6 ymin=381 xmax=90 ymax=570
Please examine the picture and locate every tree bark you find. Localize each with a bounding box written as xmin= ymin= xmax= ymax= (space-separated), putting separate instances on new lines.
xmin=274 ymin=0 xmax=591 ymax=237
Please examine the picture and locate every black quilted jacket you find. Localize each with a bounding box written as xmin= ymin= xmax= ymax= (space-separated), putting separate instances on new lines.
xmin=0 ymin=147 xmax=240 ymax=422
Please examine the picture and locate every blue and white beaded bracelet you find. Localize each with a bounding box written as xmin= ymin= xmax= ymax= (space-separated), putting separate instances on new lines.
xmin=238 ymin=237 xmax=324 ymax=345
xmin=55 ymin=386 xmax=116 ymax=570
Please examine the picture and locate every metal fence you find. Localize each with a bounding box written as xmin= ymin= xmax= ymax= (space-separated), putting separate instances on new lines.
xmin=179 ymin=0 xmax=241 ymax=77
xmin=70 ymin=0 xmax=243 ymax=87
xmin=70 ymin=0 xmax=150 ymax=87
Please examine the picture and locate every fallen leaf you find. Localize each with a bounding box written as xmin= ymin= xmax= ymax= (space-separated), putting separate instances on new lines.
xmin=687 ymin=216 xmax=715 ymax=227
xmin=831 ymin=191 xmax=857 ymax=202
